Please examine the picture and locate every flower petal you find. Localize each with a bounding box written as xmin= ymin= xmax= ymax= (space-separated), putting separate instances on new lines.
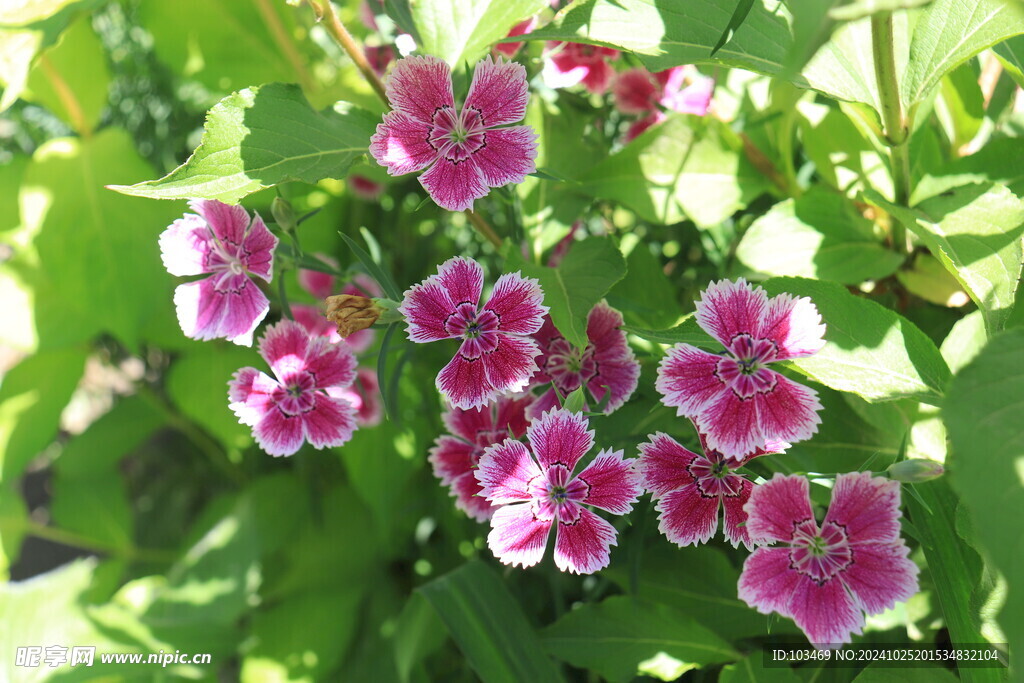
xmin=576 ymin=448 xmax=641 ymax=515
xmin=554 ymin=506 xmax=616 ymax=574
xmin=384 ymin=55 xmax=454 ymax=123
xmin=841 ymin=542 xmax=919 ymax=615
xmin=228 ymin=367 xmax=277 ymax=427
xmin=434 ymin=256 xmax=484 ymax=308
xmin=303 ymin=393 xmax=357 ymax=449
xmin=369 ymin=110 xmax=439 ymax=176
xmin=636 ymin=432 xmax=700 ymax=499
xmin=787 ymin=575 xmax=864 ymax=648
xmin=613 ymin=68 xmax=658 ymax=114
xmin=824 ymin=472 xmax=904 ymax=546
xmin=189 ymin=199 xmax=250 ymax=246
xmin=303 ymin=336 xmax=357 ymax=389
xmin=159 ymin=214 xmax=213 ymax=276
xmin=484 ymin=272 xmax=547 ymax=335
xmin=293 ymin=304 xmax=342 ymax=343
xmin=524 ymin=387 xmax=559 ymax=422
xmin=753 ymin=372 xmax=822 ymax=449
xmin=419 ymin=156 xmax=489 ymax=212
xmin=253 ymin=407 xmax=306 ymax=457
xmin=258 ymin=319 xmax=312 ymax=381
xmin=656 ymin=482 xmax=720 ymax=547
xmin=399 ymin=280 xmax=459 ymax=343
xmin=488 ymin=503 xmax=552 ymax=569
xmin=429 ymin=435 xmax=477 ymax=485
xmin=476 ymin=438 xmax=542 ymax=504
xmin=744 ymin=473 xmax=814 ymax=545
xmin=580 ymin=59 xmax=616 ymax=93
xmin=527 ymin=408 xmax=594 ymax=472
xmin=695 ymin=278 xmax=768 ymax=349
xmin=738 ymin=547 xmax=804 ymax=616
xmin=759 ymin=291 xmax=826 ymax=360
xmin=655 ymin=343 xmax=728 ymax=417
xmin=586 ymin=302 xmax=639 ymax=413
xmin=241 ymin=212 xmax=277 ymax=281
xmin=450 ymin=471 xmax=496 ymax=522
xmin=494 ymin=394 xmax=533 ymax=439
xmin=173 ymin=273 xmax=269 ymax=347
xmin=482 ymin=333 xmax=542 ymax=396
xmin=695 ymin=387 xmax=765 ymax=460
xmin=298 ymin=254 xmax=338 ymax=299
xmin=721 ymin=478 xmax=755 ymax=550
xmin=436 ymin=352 xmax=494 ymax=410
xmin=474 ymin=126 xmax=537 ymax=188
xmin=662 ymin=76 xmax=714 ymax=116
xmin=464 ymin=56 xmax=529 ymax=127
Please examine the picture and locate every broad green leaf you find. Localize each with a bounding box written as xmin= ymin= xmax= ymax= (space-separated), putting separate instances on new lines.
xmin=9 ymin=131 xmax=179 ymax=351
xmin=711 ymin=0 xmax=757 ymax=56
xmin=762 ymin=278 xmax=952 ymax=404
xmin=0 ymin=487 xmax=26 ymax=579
xmin=393 ymin=593 xmax=447 ymax=683
xmin=719 ymin=651 xmax=801 ymax=683
xmin=901 ymin=0 xmax=1024 ymax=111
xmin=798 ymin=103 xmax=892 ymax=197
xmin=576 ymin=116 xmax=769 ymax=227
xmin=912 ymin=137 xmax=1024 ymax=203
xmin=166 ymin=345 xmax=255 ymax=450
xmin=934 ymin=63 xmax=984 ymax=153
xmin=418 ymin=561 xmax=565 ymax=683
xmin=540 ymin=596 xmax=738 ymax=682
xmin=412 ymin=0 xmax=546 ymax=65
xmin=867 ymin=184 xmax=1024 ymax=334
xmin=0 ymin=348 xmax=87 ymax=484
xmin=896 ymin=253 xmax=972 ymax=308
xmin=507 ymin=237 xmax=627 ymax=350
xmin=736 ymin=190 xmax=903 ymax=284
xmin=828 ymin=0 xmax=935 ymax=21
xmin=607 ymin=241 xmax=680 ymax=330
xmin=945 ymin=329 xmax=1024 ymax=672
xmin=940 ymin=309 xmax=985 ymax=374
xmin=110 ymin=83 xmax=377 ymax=204
xmin=624 ymin=315 xmax=714 ymax=347
xmin=994 ymin=34 xmax=1024 ymax=87
xmin=55 ymin=396 xmax=164 ymax=476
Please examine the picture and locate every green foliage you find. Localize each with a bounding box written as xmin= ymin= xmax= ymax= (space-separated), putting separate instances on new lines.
xmin=411 ymin=0 xmax=546 ymax=66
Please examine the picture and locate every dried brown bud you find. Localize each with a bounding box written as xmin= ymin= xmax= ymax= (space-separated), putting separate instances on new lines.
xmin=325 ymin=294 xmax=383 ymax=338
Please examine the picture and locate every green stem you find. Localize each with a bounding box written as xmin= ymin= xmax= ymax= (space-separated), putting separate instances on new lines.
xmin=871 ymin=11 xmax=912 ymax=254
xmin=0 ymin=516 xmax=176 ymax=564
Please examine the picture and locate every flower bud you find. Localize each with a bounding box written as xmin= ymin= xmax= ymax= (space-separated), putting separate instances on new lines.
xmin=271 ymin=196 xmax=297 ymax=233
xmin=887 ymin=458 xmax=944 ymax=483
xmin=325 ymin=294 xmax=385 ymax=338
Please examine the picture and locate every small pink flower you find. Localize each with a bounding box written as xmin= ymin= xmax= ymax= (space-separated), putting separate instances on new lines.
xmin=637 ymin=430 xmax=784 ymax=550
xmin=430 ymin=394 xmax=534 ymax=521
xmin=528 ymin=302 xmax=639 ymax=419
xmin=739 ymin=473 xmax=919 ymax=647
xmin=296 ymin=261 xmax=382 ymax=353
xmin=159 ymin=199 xmax=278 ymax=346
xmin=228 ymin=319 xmax=359 ymax=457
xmin=369 ymin=55 xmax=538 ymax=212
xmin=623 ymin=112 xmax=665 ymax=143
xmin=656 ymin=279 xmax=825 ymax=462
xmin=297 ymin=253 xmax=340 ymax=300
xmin=365 ymin=45 xmax=394 ymax=77
xmin=399 ymin=256 xmax=547 ymax=410
xmin=613 ymin=66 xmax=713 ymax=117
xmin=349 ymin=174 xmax=385 ymax=201
xmin=542 ymin=42 xmax=619 ymax=93
xmin=329 ymin=368 xmax=382 ymax=427
xmin=495 ymin=17 xmax=537 ymax=57
xmin=475 ymin=408 xmax=641 ymax=574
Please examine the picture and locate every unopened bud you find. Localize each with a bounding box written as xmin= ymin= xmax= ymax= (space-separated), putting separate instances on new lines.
xmin=271 ymin=196 xmax=297 ymax=233
xmin=326 ymin=294 xmax=385 ymax=338
xmin=887 ymin=458 xmax=944 ymax=483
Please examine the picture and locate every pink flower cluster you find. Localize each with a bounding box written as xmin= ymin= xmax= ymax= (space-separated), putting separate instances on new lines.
xmin=613 ymin=66 xmax=714 ymax=142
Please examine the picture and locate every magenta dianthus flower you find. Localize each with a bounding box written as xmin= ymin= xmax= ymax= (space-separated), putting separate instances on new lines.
xmin=399 ymin=256 xmax=547 ymax=410
xmin=475 ymin=408 xmax=642 ymax=574
xmin=613 ymin=66 xmax=713 ymax=117
xmin=430 ymin=395 xmax=534 ymax=521
xmin=329 ymin=367 xmax=382 ymax=428
xmin=528 ymin=301 xmax=639 ymax=419
xmin=228 ymin=320 xmax=359 ymax=457
xmin=656 ymin=279 xmax=825 ymax=462
xmin=739 ymin=473 xmax=919 ymax=647
xmin=542 ymin=42 xmax=619 ymax=93
xmin=159 ymin=199 xmax=278 ymax=346
xmin=369 ymin=55 xmax=537 ymax=212
xmin=495 ymin=17 xmax=537 ymax=58
xmin=637 ymin=430 xmax=784 ymax=550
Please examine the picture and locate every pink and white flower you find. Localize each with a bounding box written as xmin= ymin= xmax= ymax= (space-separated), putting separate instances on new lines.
xmin=159 ymin=199 xmax=278 ymax=346
xmin=542 ymin=42 xmax=619 ymax=93
xmin=655 ymin=279 xmax=825 ymax=462
xmin=613 ymin=66 xmax=713 ymax=117
xmin=399 ymin=256 xmax=547 ymax=410
xmin=296 ymin=259 xmax=382 ymax=353
xmin=430 ymin=395 xmax=534 ymax=521
xmin=739 ymin=473 xmax=919 ymax=647
xmin=495 ymin=18 xmax=537 ymax=58
xmin=329 ymin=367 xmax=382 ymax=427
xmin=228 ymin=319 xmax=359 ymax=457
xmin=637 ymin=430 xmax=783 ymax=550
xmin=528 ymin=302 xmax=639 ymax=419
xmin=369 ymin=55 xmax=538 ymax=212
xmin=475 ymin=408 xmax=641 ymax=573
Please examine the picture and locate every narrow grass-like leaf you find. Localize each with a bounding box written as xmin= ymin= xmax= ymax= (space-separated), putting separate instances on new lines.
xmin=710 ymin=0 xmax=756 ymax=57
xmin=339 ymin=232 xmax=403 ymax=302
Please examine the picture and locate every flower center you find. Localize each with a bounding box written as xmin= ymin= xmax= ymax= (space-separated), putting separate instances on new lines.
xmin=789 ymin=519 xmax=853 ymax=584
xmin=715 ymin=334 xmax=781 ymax=399
xmin=429 ymin=107 xmax=486 ymax=162
xmin=543 ymin=336 xmax=597 ymax=395
xmin=529 ymin=464 xmax=590 ymax=523
xmin=273 ymin=372 xmax=318 ymax=416
xmin=447 ymin=303 xmax=499 ymax=359
xmin=690 ymin=450 xmax=746 ymax=497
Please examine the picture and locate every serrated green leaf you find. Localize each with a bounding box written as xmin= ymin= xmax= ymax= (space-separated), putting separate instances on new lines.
xmin=866 ymin=184 xmax=1024 ymax=334
xmin=109 ymin=83 xmax=377 ymax=203
xmin=418 ymin=561 xmax=565 ymax=683
xmin=607 ymin=242 xmax=679 ymax=330
xmin=737 ymin=190 xmax=904 ymax=284
xmin=624 ymin=315 xmax=714 ymax=347
xmin=912 ymin=137 xmax=1024 ymax=204
xmin=412 ymin=0 xmax=546 ymax=65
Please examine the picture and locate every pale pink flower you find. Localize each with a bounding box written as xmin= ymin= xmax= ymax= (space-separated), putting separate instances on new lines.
xmin=430 ymin=395 xmax=534 ymax=521
xmin=228 ymin=320 xmax=359 ymax=457
xmin=495 ymin=18 xmax=536 ymax=58
xmin=613 ymin=66 xmax=713 ymax=117
xmin=528 ymin=302 xmax=639 ymax=419
xmin=475 ymin=408 xmax=641 ymax=574
xmin=656 ymin=279 xmax=825 ymax=462
xmin=329 ymin=368 xmax=382 ymax=427
xmin=739 ymin=473 xmax=919 ymax=647
xmin=369 ymin=55 xmax=537 ymax=212
xmin=637 ymin=430 xmax=785 ymax=550
xmin=296 ymin=260 xmax=382 ymax=353
xmin=349 ymin=174 xmax=385 ymax=201
xmin=542 ymin=42 xmax=619 ymax=93
xmin=159 ymin=199 xmax=278 ymax=346
xmin=399 ymin=256 xmax=547 ymax=410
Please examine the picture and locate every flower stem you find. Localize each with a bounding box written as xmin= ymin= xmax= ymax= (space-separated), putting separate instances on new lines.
xmin=871 ymin=11 xmax=912 ymax=254
xmin=38 ymin=55 xmax=91 ymax=138
xmin=317 ymin=0 xmax=388 ymax=104
xmin=464 ymin=209 xmax=503 ymax=249
xmin=0 ymin=515 xmax=176 ymax=564
xmin=255 ymin=0 xmax=316 ymax=93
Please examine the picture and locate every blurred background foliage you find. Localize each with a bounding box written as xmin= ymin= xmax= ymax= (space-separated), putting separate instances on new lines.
xmin=0 ymin=0 xmax=1022 ymax=681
